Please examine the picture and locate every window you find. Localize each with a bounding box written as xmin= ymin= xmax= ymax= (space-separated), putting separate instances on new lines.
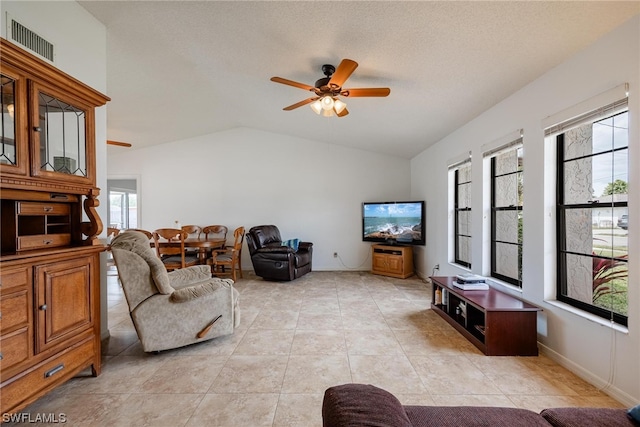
xmin=107 ymin=179 xmax=139 ymax=230
xmin=556 ymin=108 xmax=628 ymax=326
xmin=454 ymin=161 xmax=472 ymax=268
xmin=490 ymin=143 xmax=523 ymax=287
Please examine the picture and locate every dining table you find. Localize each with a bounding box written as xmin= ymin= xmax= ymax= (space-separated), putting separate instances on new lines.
xmin=152 ymin=236 xmax=226 ymax=264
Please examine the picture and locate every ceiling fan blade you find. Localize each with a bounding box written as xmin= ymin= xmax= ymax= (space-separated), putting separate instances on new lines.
xmin=328 ymin=59 xmax=358 ymax=88
xmin=283 ymin=97 xmax=319 ymax=111
xmin=336 ymin=107 xmax=349 ymax=117
xmin=342 ymin=88 xmax=390 ymax=97
xmin=271 ymin=77 xmax=314 ymax=91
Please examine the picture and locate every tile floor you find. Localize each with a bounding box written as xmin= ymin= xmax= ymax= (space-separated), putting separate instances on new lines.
xmin=12 ymin=271 xmax=623 ymax=426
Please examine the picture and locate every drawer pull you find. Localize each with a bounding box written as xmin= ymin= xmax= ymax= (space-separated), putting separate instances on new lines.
xmin=43 ymin=239 xmax=53 ymax=245
xmin=33 ymin=126 xmax=41 ymax=132
xmin=43 ymin=206 xmax=53 ymax=212
xmin=45 ymin=364 xmax=65 ymax=378
xmin=40 ymin=304 xmax=48 ymax=311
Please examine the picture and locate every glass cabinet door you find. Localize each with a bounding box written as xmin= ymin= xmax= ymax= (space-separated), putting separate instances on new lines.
xmin=30 ymin=81 xmax=95 ymax=185
xmin=0 ymin=65 xmax=28 ymax=175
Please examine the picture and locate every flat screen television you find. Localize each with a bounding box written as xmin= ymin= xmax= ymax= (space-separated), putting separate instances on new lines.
xmin=362 ymin=201 xmax=425 ymax=245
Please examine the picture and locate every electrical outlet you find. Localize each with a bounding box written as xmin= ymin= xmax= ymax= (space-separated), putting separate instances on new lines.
xmin=333 ymin=252 xmax=338 ymax=258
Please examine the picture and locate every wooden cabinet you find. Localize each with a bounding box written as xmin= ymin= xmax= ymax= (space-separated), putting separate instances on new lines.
xmin=430 ymin=276 xmax=541 ymax=356
xmin=0 ymin=39 xmax=109 ymax=415
xmin=371 ymin=244 xmax=414 ymax=279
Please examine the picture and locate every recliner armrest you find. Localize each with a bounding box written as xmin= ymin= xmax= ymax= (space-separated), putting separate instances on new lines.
xmin=170 ymin=278 xmax=234 ymax=303
xmin=298 ymin=242 xmax=313 ymax=251
xmin=168 ymin=265 xmax=211 ymax=286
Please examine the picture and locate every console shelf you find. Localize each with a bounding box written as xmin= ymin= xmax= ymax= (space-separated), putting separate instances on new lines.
xmin=430 ymin=276 xmax=541 ymax=356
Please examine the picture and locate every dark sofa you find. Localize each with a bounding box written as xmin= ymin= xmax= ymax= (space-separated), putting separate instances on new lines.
xmin=245 ymin=225 xmax=313 ymax=281
xmin=322 ymin=383 xmax=637 ymax=427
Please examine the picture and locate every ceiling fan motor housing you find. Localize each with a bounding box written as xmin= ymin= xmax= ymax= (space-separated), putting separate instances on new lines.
xmin=315 ymin=64 xmax=336 ymax=90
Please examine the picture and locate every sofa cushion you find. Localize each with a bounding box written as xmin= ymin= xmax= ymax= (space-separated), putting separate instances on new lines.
xmin=541 ymin=407 xmax=637 ymax=427
xmin=322 ymin=383 xmax=412 ymax=427
xmin=405 ymin=406 xmax=551 ymax=427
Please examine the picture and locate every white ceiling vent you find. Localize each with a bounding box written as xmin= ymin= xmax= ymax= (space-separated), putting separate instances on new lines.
xmin=6 ymin=14 xmax=55 ymax=63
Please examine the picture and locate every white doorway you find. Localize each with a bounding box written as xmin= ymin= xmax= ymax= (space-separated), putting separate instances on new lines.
xmin=107 ymin=177 xmax=140 ymax=231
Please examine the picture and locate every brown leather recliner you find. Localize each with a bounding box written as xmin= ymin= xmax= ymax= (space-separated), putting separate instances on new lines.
xmin=246 ymin=225 xmax=313 ymax=281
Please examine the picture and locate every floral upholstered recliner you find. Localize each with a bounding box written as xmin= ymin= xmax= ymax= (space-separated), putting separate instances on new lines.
xmin=110 ymin=231 xmax=240 ymax=352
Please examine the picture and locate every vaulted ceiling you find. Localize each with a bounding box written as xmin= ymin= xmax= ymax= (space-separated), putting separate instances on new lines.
xmin=79 ymin=1 xmax=639 ymax=159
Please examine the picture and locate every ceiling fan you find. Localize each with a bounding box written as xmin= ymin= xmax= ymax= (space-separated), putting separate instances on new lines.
xmin=270 ymin=59 xmax=390 ymax=117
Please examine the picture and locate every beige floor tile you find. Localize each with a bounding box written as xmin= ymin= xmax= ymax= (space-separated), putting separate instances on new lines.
xmin=290 ymin=329 xmax=347 ymax=355
xmin=110 ymin=393 xmax=204 ymax=427
xmin=57 ymin=354 xmax=168 ymax=394
xmin=349 ymin=355 xmax=427 ymax=395
xmin=410 ymin=354 xmax=502 ymax=395
xmin=139 ymin=355 xmax=228 ymax=393
xmin=344 ymin=329 xmax=405 ymax=355
xmin=102 ymin=329 xmax=140 ymax=356
xmin=186 ymin=393 xmax=279 ymax=427
xmin=341 ymin=311 xmax=389 ymax=330
xmin=296 ymin=311 xmax=344 ymax=330
xmin=233 ymin=329 xmax=295 ymax=355
xmin=252 ymin=309 xmax=300 ymax=329
xmin=281 ymin=355 xmax=352 ymax=394
xmin=396 ymin=393 xmax=438 ymax=406
xmin=211 ymin=355 xmax=288 ymax=393
xmin=486 ymin=370 xmax=580 ymax=396
xmin=7 ymin=392 xmax=132 ymax=426
xmin=273 ymin=393 xmax=324 ymax=427
xmin=13 ymin=271 xmax=626 ymax=427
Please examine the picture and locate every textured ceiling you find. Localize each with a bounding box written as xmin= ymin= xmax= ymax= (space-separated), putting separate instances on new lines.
xmin=79 ymin=1 xmax=639 ymax=159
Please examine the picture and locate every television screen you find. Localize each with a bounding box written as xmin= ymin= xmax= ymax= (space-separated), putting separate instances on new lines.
xmin=362 ymin=201 xmax=425 ymax=245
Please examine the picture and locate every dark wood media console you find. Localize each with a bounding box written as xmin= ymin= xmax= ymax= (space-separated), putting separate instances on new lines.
xmin=430 ymin=276 xmax=541 ymax=356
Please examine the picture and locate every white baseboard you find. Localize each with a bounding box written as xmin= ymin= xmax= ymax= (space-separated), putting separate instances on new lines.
xmin=538 ymin=342 xmax=636 ymax=407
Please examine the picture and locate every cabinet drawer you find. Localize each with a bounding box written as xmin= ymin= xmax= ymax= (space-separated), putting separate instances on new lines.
xmin=0 ymin=267 xmax=29 ymax=293
xmin=17 ymin=202 xmax=70 ymax=215
xmin=1 ymin=290 xmax=29 ymax=332
xmin=17 ymin=234 xmax=71 ymax=250
xmin=0 ymin=328 xmax=30 ymax=372
xmin=0 ymin=337 xmax=94 ymax=414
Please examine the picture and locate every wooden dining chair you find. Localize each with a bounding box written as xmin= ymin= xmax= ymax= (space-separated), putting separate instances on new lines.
xmin=202 ymin=225 xmax=228 ymax=240
xmin=152 ymin=228 xmax=199 ymax=271
xmin=181 ymin=225 xmax=202 ymax=257
xmin=208 ymin=226 xmax=244 ymax=281
xmin=107 ymin=227 xmax=120 ymax=238
xmin=124 ymin=228 xmax=153 ymax=240
xmin=201 ymin=225 xmax=228 ymax=260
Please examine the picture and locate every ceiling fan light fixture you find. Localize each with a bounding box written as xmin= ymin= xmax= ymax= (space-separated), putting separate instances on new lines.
xmin=321 ymin=95 xmax=334 ymax=111
xmin=333 ymin=98 xmax=346 ymax=114
xmin=310 ymin=99 xmax=323 ymax=114
xmin=321 ymin=108 xmax=334 ymax=117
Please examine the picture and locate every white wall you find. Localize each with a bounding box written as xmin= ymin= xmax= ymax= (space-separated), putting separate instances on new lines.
xmin=411 ymin=16 xmax=639 ymax=404
xmin=107 ymin=127 xmax=411 ymax=271
xmin=1 ymin=1 xmax=109 ymax=337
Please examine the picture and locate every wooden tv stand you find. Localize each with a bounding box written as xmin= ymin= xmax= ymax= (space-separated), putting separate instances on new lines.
xmin=430 ymin=276 xmax=541 ymax=356
xmin=371 ymin=244 xmax=413 ymax=279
